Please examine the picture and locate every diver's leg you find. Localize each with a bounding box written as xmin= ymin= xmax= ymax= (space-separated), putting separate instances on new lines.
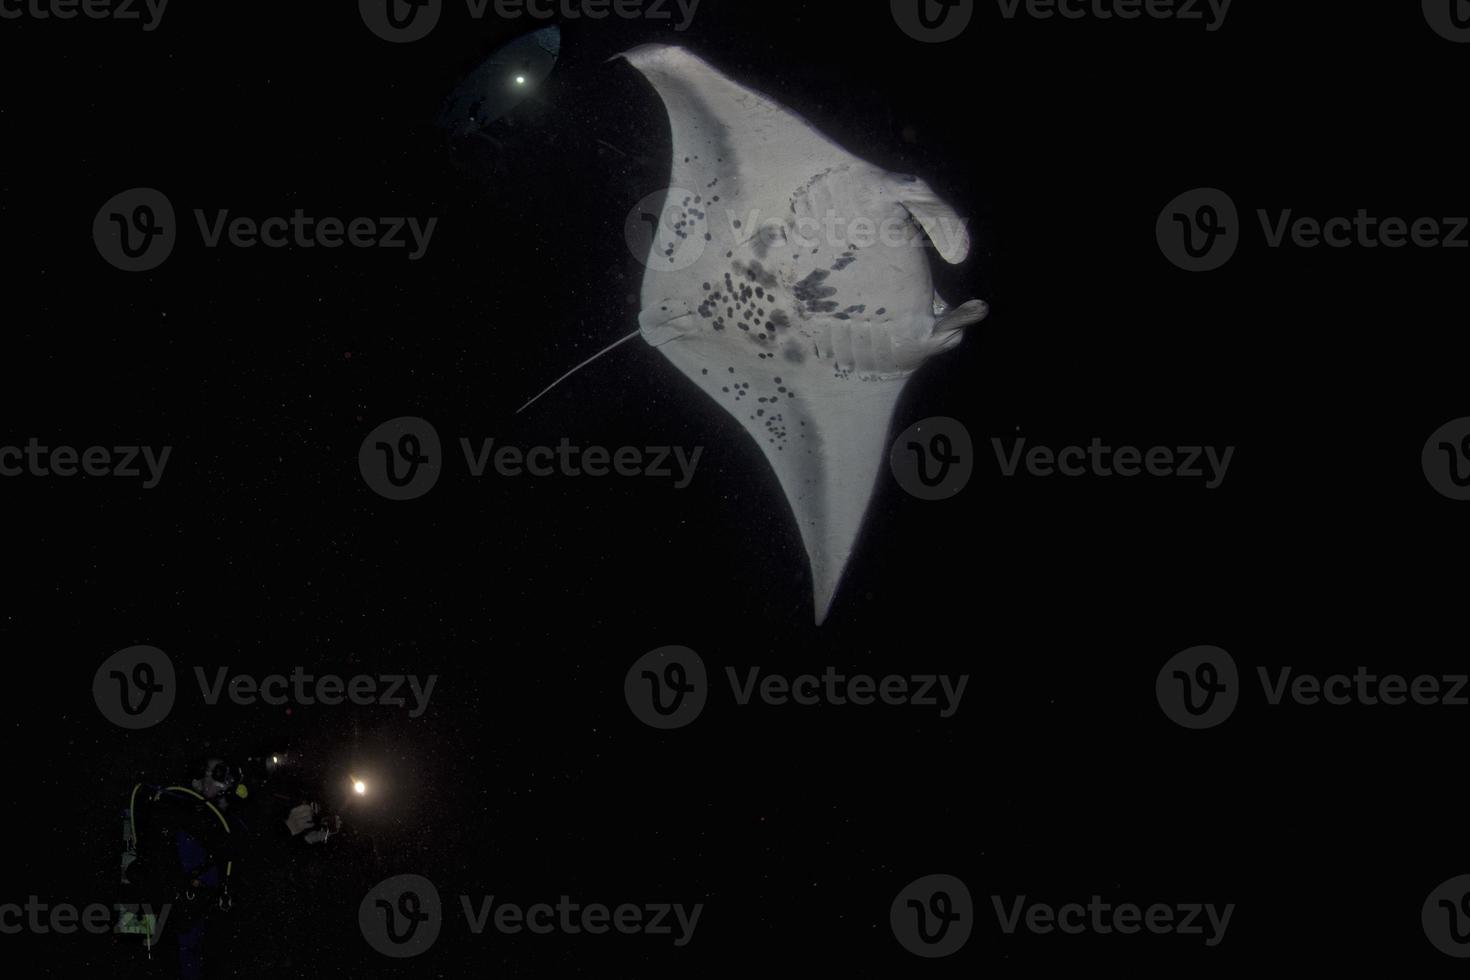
xmin=176 ymin=919 xmax=205 ymax=980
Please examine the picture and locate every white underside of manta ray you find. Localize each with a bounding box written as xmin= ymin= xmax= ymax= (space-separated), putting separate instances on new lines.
xmin=612 ymin=45 xmax=987 ymax=624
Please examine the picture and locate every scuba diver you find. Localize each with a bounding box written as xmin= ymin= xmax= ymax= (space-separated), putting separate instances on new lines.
xmin=117 ymin=750 xmax=352 ymax=978
xmin=117 ymin=757 xmax=245 ymax=979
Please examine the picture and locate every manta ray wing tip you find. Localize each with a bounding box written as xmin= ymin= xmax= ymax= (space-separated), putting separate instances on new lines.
xmin=810 ymin=565 xmax=845 ymax=627
xmin=609 ymin=43 xmax=683 ymax=67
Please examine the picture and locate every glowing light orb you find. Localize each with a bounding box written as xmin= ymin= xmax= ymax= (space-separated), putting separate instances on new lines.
xmin=515 ymin=75 xmax=526 ymax=85
xmin=353 ymin=780 xmax=367 ymax=795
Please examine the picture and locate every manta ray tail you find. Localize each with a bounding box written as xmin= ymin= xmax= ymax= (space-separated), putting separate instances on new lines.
xmin=515 ymin=329 xmax=642 ymax=415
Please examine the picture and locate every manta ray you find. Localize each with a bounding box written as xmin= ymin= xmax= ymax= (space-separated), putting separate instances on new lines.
xmin=523 ymin=45 xmax=987 ymax=624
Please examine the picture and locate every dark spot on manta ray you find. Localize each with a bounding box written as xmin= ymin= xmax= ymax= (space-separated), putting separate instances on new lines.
xmin=875 ymin=307 xmax=886 ymax=315
xmin=733 ymin=261 xmax=779 ymax=290
xmin=793 ymin=270 xmax=838 ymax=314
